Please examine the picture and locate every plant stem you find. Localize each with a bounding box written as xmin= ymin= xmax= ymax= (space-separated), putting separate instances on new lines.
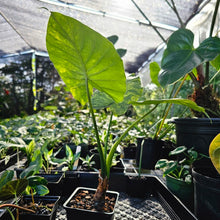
xmin=6 ymin=208 xmax=15 ymax=220
xmin=106 ymin=105 xmax=158 ymax=178
xmin=104 ymin=112 xmax=113 ymax=158
xmin=0 ymin=204 xmax=35 ymax=214
xmin=154 ymin=74 xmax=188 ymax=139
xmin=138 ymin=139 xmax=144 ymax=178
xmin=85 ymin=78 xmax=106 ymax=178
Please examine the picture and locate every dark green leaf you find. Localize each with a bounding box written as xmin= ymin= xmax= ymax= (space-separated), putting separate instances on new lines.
xmin=164 ymin=161 xmax=178 ymax=176
xmin=107 ymin=35 xmax=118 ymax=44
xmin=155 ymin=159 xmax=168 ymax=169
xmin=35 ymin=184 xmax=49 ymax=196
xmin=117 ymin=49 xmax=127 ymax=58
xmin=0 ymin=179 xmax=28 ymax=201
xmin=159 ymin=29 xmax=220 ymax=86
xmin=169 ymin=146 xmax=187 ymax=156
xmin=27 ymin=176 xmax=48 ymax=187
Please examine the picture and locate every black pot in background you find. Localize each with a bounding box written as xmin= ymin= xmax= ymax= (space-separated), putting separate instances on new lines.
xmin=37 ymin=173 xmax=64 ymax=196
xmin=123 ymin=143 xmax=136 ymax=159
xmin=59 ymin=172 xmax=80 ymax=203
xmin=63 ymin=187 xmax=119 ymax=220
xmin=136 ymin=138 xmax=164 ymax=170
xmin=126 ymin=176 xmax=152 ymax=198
xmin=192 ymin=164 xmax=220 ymax=220
xmin=173 ymin=118 xmax=220 ymax=155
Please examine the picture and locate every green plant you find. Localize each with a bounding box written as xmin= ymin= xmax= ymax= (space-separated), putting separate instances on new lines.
xmin=158 ymin=1 xmax=220 ymax=118
xmin=0 ymin=169 xmax=49 ymax=220
xmin=155 ymin=146 xmax=204 ymax=182
xmin=80 ymin=154 xmax=96 ymax=171
xmin=51 ymin=145 xmax=81 ymax=171
xmin=46 ymin=11 xmax=206 ymax=211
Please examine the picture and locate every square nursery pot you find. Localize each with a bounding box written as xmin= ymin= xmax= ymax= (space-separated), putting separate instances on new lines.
xmin=37 ymin=173 xmax=64 ymax=196
xmin=18 ymin=195 xmax=60 ymax=220
xmin=63 ymin=187 xmax=119 ymax=220
xmin=136 ymin=137 xmax=164 ymax=169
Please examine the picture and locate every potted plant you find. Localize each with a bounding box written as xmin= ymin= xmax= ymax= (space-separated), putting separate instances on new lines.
xmin=45 ymin=11 xmax=134 ymax=219
xmin=0 ymin=170 xmax=60 ymax=220
xmin=157 ymin=0 xmax=220 ymax=155
xmin=155 ymin=146 xmax=205 ymax=210
xmin=192 ymin=133 xmax=220 ymax=219
xmin=45 ymin=10 xmax=207 ymax=219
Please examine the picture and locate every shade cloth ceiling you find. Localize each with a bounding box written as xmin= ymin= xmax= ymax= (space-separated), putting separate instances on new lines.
xmin=0 ymin=0 xmax=216 ymax=74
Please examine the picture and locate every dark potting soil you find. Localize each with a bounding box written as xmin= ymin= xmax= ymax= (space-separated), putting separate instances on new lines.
xmin=19 ymin=198 xmax=55 ymax=215
xmin=67 ymin=189 xmax=116 ymax=213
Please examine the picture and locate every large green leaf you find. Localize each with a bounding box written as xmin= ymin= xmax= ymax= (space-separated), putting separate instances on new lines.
xmin=46 ymin=12 xmax=126 ymax=105
xmin=131 ymin=98 xmax=205 ymax=113
xmin=0 ymin=179 xmax=28 ymax=201
xmin=159 ymin=29 xmax=220 ymax=86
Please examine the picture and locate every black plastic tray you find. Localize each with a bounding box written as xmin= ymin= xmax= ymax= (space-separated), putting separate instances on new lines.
xmin=55 ymin=173 xmax=197 ymax=220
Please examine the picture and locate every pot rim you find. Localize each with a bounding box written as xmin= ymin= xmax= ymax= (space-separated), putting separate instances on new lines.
xmin=63 ymin=186 xmax=119 ymax=215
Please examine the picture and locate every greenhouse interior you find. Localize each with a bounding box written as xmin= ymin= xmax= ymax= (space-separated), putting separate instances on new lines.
xmin=0 ymin=0 xmax=220 ymax=219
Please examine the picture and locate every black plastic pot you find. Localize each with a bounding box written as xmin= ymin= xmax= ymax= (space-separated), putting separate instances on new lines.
xmin=61 ymin=172 xmax=80 ymax=199
xmin=166 ymin=175 xmax=194 ymax=210
xmin=37 ymin=173 xmax=64 ymax=196
xmin=123 ymin=144 xmax=136 ymax=159
xmin=173 ymin=118 xmax=220 ymax=155
xmin=192 ymin=166 xmax=220 ymax=220
xmin=63 ymin=187 xmax=119 ymax=220
xmin=126 ymin=176 xmax=152 ymax=198
xmin=18 ymin=195 xmax=60 ymax=220
xmin=136 ymin=137 xmax=163 ymax=169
